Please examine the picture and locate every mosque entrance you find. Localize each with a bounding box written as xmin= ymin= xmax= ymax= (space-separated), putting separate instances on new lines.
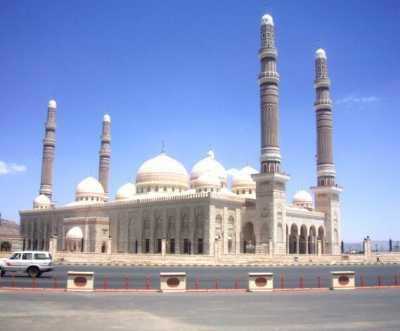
xmin=183 ymin=239 xmax=191 ymax=254
xmin=242 ymin=222 xmax=256 ymax=253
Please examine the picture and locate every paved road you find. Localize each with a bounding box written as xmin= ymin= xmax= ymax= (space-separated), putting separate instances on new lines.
xmin=0 ymin=264 xmax=399 ymax=289
xmin=1 ymin=289 xmax=400 ymax=330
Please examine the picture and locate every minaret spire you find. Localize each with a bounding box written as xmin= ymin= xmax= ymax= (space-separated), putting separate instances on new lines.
xmin=39 ymin=99 xmax=57 ymax=200
xmin=311 ymin=48 xmax=342 ymax=255
xmin=314 ymin=48 xmax=336 ymax=186
xmin=259 ymin=14 xmax=281 ymax=174
xmin=98 ymin=114 xmax=111 ymax=198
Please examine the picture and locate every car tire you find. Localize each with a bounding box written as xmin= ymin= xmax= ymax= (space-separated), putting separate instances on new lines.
xmin=27 ymin=266 xmax=40 ymax=278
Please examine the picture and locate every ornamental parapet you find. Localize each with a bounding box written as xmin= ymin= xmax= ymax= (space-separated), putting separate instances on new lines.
xmin=258 ymin=71 xmax=280 ymax=85
xmin=20 ymin=190 xmax=245 ymax=215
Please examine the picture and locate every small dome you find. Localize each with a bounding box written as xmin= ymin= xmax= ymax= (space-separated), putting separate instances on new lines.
xmin=191 ymin=150 xmax=227 ymax=188
xmin=116 ymin=182 xmax=136 ymax=200
xmin=33 ymin=194 xmax=51 ymax=209
xmin=240 ymin=166 xmax=258 ymax=176
xmin=293 ymin=190 xmax=313 ymax=209
xmin=103 ymin=114 xmax=111 ymax=122
xmin=48 ymin=99 xmax=57 ymax=108
xmin=315 ymin=48 xmax=327 ymax=59
xmin=231 ymin=166 xmax=257 ymax=197
xmin=261 ymin=14 xmax=274 ymax=26
xmin=75 ymin=176 xmax=105 ymax=203
xmin=66 ymin=226 xmax=83 ymax=240
xmin=136 ymin=153 xmax=189 ymax=193
xmin=192 ymin=172 xmax=221 ymax=192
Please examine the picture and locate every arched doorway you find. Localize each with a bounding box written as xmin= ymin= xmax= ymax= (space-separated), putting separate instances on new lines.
xmin=66 ymin=226 xmax=84 ymax=252
xmin=299 ymin=225 xmax=308 ymax=254
xmin=289 ymin=224 xmax=298 ymax=254
xmin=308 ymin=226 xmax=317 ymax=254
xmin=242 ymin=222 xmax=256 ymax=253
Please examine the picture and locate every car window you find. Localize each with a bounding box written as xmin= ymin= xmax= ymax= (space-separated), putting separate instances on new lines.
xmin=34 ymin=253 xmax=49 ymax=260
xmin=22 ymin=253 xmax=33 ymax=260
xmin=9 ymin=253 xmax=21 ymax=260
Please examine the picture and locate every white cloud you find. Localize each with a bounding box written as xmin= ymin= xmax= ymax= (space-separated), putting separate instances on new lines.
xmin=0 ymin=161 xmax=27 ymax=175
xmin=336 ymin=95 xmax=379 ymax=105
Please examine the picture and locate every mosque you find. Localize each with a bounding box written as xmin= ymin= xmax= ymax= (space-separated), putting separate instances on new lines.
xmin=19 ymin=13 xmax=342 ymax=257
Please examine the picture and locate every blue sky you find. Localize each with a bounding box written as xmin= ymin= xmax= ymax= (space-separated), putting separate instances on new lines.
xmin=0 ymin=0 xmax=399 ymax=241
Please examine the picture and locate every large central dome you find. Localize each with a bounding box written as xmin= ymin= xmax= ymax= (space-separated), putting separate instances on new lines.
xmin=136 ymin=153 xmax=189 ymax=193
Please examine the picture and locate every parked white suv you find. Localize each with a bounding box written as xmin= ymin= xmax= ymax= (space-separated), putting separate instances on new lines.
xmin=0 ymin=251 xmax=53 ymax=278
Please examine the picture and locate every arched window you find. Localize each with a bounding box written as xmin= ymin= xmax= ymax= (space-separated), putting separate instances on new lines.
xmin=101 ymin=242 xmax=107 ymax=253
xmin=0 ymin=241 xmax=12 ymax=252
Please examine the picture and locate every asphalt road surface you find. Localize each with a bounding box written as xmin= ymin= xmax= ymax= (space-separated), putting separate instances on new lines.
xmin=0 ymin=264 xmax=399 ymax=289
xmin=0 ymin=289 xmax=400 ymax=330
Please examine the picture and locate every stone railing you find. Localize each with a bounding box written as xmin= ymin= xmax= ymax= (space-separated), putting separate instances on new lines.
xmin=52 ymin=251 xmax=400 ymax=266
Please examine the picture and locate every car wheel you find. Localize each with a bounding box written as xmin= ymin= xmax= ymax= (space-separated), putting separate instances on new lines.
xmin=27 ymin=267 xmax=40 ymax=278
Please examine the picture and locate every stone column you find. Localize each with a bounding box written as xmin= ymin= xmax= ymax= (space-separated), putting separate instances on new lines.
xmin=149 ymin=210 xmax=155 ymax=253
xmin=296 ymin=235 xmax=300 ymax=254
xmin=268 ymin=240 xmax=273 ymax=256
xmin=286 ymin=235 xmax=289 ymax=254
xmin=49 ymin=235 xmax=58 ymax=258
xmin=175 ymin=208 xmax=181 ymax=254
xmin=305 ymin=237 xmax=309 ymax=255
xmin=107 ymin=237 xmax=112 ymax=254
xmin=209 ymin=205 xmax=216 ymax=256
xmin=235 ymin=208 xmax=241 ymax=255
xmin=317 ymin=239 xmax=322 ymax=256
xmin=161 ymin=238 xmax=166 ymax=256
xmin=190 ymin=207 xmax=195 ymax=254
xmin=223 ymin=207 xmax=229 ymax=255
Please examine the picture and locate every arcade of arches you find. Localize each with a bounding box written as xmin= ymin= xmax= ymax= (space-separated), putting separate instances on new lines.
xmin=241 ymin=222 xmax=325 ymax=255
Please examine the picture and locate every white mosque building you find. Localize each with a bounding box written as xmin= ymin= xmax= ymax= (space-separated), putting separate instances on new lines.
xmin=20 ymin=14 xmax=342 ymax=257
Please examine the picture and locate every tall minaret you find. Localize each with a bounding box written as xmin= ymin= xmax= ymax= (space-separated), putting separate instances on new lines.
xmin=311 ymin=49 xmax=342 ymax=255
xmin=253 ymin=14 xmax=289 ymax=255
xmin=314 ymin=48 xmax=336 ymax=186
xmin=259 ymin=14 xmax=281 ymax=174
xmin=39 ymin=99 xmax=57 ymax=200
xmin=98 ymin=114 xmax=111 ymax=198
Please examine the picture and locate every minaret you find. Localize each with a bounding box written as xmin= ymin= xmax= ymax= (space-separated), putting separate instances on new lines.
xmin=259 ymin=14 xmax=281 ymax=174
xmin=39 ymin=99 xmax=57 ymax=200
xmin=311 ymin=49 xmax=342 ymax=255
xmin=314 ymin=48 xmax=336 ymax=186
xmin=98 ymin=114 xmax=111 ymax=198
xmin=253 ymin=14 xmax=289 ymax=255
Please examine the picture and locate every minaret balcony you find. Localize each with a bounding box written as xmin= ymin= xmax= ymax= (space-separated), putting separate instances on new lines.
xmin=258 ymin=48 xmax=277 ymax=60
xmin=258 ymin=71 xmax=279 ymax=85
xmin=314 ymin=79 xmax=331 ymax=89
xmin=314 ymin=99 xmax=332 ymax=109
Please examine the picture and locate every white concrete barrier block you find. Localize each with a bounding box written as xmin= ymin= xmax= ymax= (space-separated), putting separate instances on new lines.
xmin=330 ymin=271 xmax=355 ymax=290
xmin=160 ymin=272 xmax=186 ymax=292
xmin=67 ymin=271 xmax=95 ymax=291
xmin=248 ymin=272 xmax=274 ymax=292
